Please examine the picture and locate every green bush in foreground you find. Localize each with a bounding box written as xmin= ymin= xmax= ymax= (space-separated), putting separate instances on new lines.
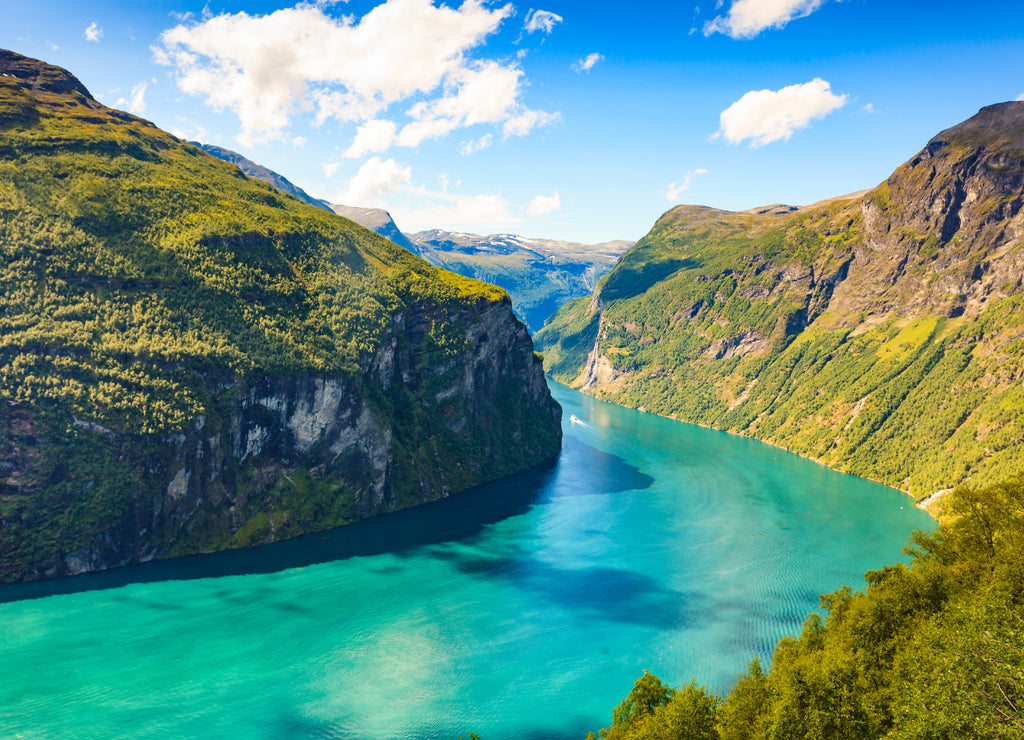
xmin=589 ymin=477 xmax=1024 ymax=739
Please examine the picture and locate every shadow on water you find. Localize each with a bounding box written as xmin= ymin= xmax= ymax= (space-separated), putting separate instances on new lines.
xmin=433 ymin=545 xmax=691 ymax=630
xmin=0 ymin=437 xmax=653 ymax=604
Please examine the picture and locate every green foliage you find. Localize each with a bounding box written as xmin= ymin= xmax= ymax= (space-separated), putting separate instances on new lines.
xmin=536 ymin=193 xmax=1024 ymax=495
xmin=0 ymin=58 xmax=538 ymax=583
xmin=590 ymin=477 xmax=1024 ymax=739
xmin=0 ymin=85 xmax=499 ymax=435
xmin=588 ymin=673 xmax=719 ymax=740
xmin=716 ymin=657 xmax=768 ymax=740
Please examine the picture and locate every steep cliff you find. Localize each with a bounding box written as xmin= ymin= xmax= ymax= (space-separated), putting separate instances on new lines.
xmin=0 ymin=50 xmax=561 ymax=583
xmin=537 ymin=102 xmax=1024 ymax=498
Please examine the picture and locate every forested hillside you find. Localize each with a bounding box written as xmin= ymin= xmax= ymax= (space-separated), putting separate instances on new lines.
xmin=538 ymin=103 xmax=1024 ymax=499
xmin=587 ymin=476 xmax=1024 ymax=739
xmin=0 ymin=50 xmax=561 ymax=583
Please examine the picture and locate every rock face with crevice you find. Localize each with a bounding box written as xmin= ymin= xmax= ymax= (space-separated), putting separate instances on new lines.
xmin=538 ymin=102 xmax=1024 ymax=498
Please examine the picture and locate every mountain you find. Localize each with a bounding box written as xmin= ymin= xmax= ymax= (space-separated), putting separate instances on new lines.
xmin=407 ymin=230 xmax=634 ymax=333
xmin=189 ymin=145 xmax=418 ymax=253
xmin=329 ymin=203 xmax=417 ymax=252
xmin=0 ymin=50 xmax=561 ymax=584
xmin=190 ymin=142 xmax=629 ymax=334
xmin=191 ymin=141 xmax=334 ymax=212
xmin=537 ymin=102 xmax=1024 ymax=500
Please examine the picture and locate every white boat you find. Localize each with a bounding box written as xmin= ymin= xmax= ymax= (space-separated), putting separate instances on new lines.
xmin=570 ymin=414 xmax=581 ymax=424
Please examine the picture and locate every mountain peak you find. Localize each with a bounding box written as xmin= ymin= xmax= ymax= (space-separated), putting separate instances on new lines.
xmin=0 ymin=49 xmax=95 ymax=103
xmin=928 ymin=100 xmax=1024 ymax=153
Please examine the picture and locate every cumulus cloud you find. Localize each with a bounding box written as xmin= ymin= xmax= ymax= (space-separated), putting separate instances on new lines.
xmin=705 ymin=0 xmax=828 ymax=38
xmin=343 ymin=119 xmax=398 ymax=159
xmin=715 ymin=78 xmax=847 ymax=148
xmin=396 ymin=60 xmax=529 ymax=147
xmin=662 ymin=169 xmax=708 ymax=202
xmin=153 ymin=0 xmax=553 ymax=148
xmin=336 ymin=156 xmax=413 ymax=205
xmin=503 ymin=108 xmax=560 ymax=137
xmin=460 ymin=133 xmax=493 ymax=155
xmin=526 ymin=191 xmax=560 ymax=216
xmin=573 ymin=53 xmax=603 ymax=73
xmin=85 ymin=22 xmax=103 ymax=42
xmin=1017 ymin=93 xmax=1024 ymax=102
xmin=399 ymin=191 xmax=515 ymax=227
xmin=523 ymin=9 xmax=563 ymax=34
xmin=115 ymin=81 xmax=149 ymax=115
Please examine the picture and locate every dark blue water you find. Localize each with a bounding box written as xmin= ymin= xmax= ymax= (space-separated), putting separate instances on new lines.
xmin=0 ymin=382 xmax=934 ymax=739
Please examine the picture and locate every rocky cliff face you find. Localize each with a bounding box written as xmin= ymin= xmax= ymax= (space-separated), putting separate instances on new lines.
xmin=537 ymin=102 xmax=1024 ymax=497
xmin=0 ymin=50 xmax=561 ymax=583
xmin=23 ymin=296 xmax=558 ymax=580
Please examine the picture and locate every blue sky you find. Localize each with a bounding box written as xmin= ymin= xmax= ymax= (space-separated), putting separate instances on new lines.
xmin=4 ymin=0 xmax=1024 ymax=243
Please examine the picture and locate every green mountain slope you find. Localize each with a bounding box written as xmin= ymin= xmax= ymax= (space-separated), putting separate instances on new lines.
xmin=537 ymin=102 xmax=1024 ymax=499
xmin=191 ymin=141 xmax=334 ymax=212
xmin=0 ymin=50 xmax=561 ymax=583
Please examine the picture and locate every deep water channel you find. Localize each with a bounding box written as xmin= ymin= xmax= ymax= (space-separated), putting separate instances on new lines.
xmin=0 ymin=381 xmax=934 ymax=739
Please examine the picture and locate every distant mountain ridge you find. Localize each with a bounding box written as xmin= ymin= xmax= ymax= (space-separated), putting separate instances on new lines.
xmin=407 ymin=230 xmax=634 ymax=332
xmin=330 ymin=204 xmax=417 ymax=251
xmin=537 ymin=102 xmax=1024 ymax=499
xmin=190 ymin=142 xmax=334 ymax=212
xmin=193 ymin=143 xmax=633 ymax=333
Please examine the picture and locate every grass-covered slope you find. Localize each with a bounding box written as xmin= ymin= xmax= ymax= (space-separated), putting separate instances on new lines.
xmin=0 ymin=52 xmax=503 ymax=422
xmin=0 ymin=50 xmax=560 ymax=582
xmin=537 ymin=102 xmax=1024 ymax=498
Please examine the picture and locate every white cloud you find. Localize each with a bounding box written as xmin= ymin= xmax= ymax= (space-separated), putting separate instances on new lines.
xmin=115 ymin=81 xmax=150 ymax=114
xmin=573 ymin=53 xmax=604 ymax=73
xmin=523 ymin=9 xmax=563 ymax=34
xmin=705 ymin=0 xmax=827 ymax=38
xmin=397 ymin=61 xmax=524 ymax=147
xmin=662 ymin=169 xmax=708 ymax=202
xmin=153 ymin=0 xmax=554 ymax=150
xmin=344 ymin=119 xmax=398 ymax=159
xmin=85 ymin=22 xmax=103 ymax=43
xmin=526 ymin=191 xmax=560 ymax=216
xmin=460 ymin=133 xmax=493 ymax=155
xmin=715 ymin=78 xmax=847 ymax=148
xmin=401 ymin=192 xmax=514 ymax=227
xmin=1017 ymin=93 xmax=1024 ymax=102
xmin=863 ymin=103 xmax=877 ymax=114
xmin=128 ymin=81 xmax=148 ymax=114
xmin=335 ymin=156 xmax=412 ymax=205
xmin=503 ymin=108 xmax=559 ymax=137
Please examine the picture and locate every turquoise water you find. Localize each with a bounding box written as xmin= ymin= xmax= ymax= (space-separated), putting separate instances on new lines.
xmin=0 ymin=382 xmax=934 ymax=739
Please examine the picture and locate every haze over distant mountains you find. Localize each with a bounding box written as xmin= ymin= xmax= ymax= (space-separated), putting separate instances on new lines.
xmin=194 ymin=142 xmax=633 ymax=332
xmin=406 ymin=231 xmax=633 ymax=332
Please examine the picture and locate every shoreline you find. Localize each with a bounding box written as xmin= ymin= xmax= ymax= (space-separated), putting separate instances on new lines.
xmin=556 ymin=378 xmax=942 ymax=521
